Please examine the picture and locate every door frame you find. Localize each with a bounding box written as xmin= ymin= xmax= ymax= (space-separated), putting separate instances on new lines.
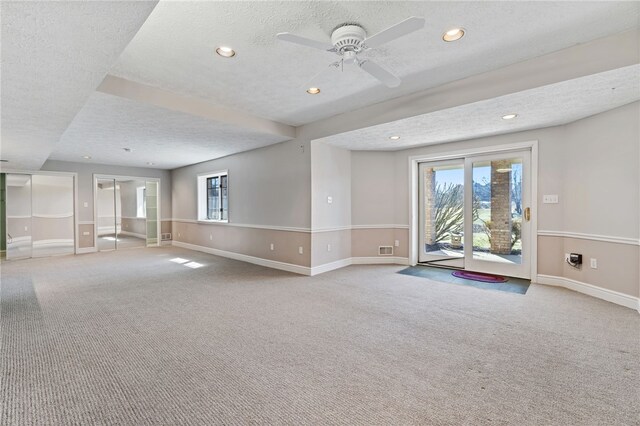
xmin=408 ymin=140 xmax=538 ymax=279
xmin=93 ymin=174 xmax=161 ymax=250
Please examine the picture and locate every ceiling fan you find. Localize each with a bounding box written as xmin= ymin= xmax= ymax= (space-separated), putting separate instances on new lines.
xmin=276 ymin=17 xmax=425 ymax=88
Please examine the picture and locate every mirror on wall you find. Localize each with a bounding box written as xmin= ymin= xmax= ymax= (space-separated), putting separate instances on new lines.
xmin=4 ymin=173 xmax=75 ymax=260
xmin=6 ymin=174 xmax=32 ymax=260
xmin=96 ymin=177 xmax=159 ymax=251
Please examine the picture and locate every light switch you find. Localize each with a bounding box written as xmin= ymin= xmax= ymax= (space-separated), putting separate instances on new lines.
xmin=82 ymin=231 xmax=90 ymax=236
xmin=543 ymin=194 xmax=559 ymax=204
xmin=298 ymin=246 xmax=303 ymax=255
xmin=83 ymin=202 xmax=88 ymax=208
xmin=327 ymin=196 xmax=333 ymax=204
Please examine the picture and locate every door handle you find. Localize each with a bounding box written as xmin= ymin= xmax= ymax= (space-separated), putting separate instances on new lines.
xmin=524 ymin=207 xmax=531 ymax=221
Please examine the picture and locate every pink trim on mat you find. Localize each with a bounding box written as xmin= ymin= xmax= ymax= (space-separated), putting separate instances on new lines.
xmin=451 ymin=270 xmax=508 ymax=283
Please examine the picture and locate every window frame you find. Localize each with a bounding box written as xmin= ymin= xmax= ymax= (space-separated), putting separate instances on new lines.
xmin=197 ymin=170 xmax=229 ymax=223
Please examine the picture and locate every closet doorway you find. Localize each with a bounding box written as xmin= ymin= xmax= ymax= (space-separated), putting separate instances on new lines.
xmin=94 ymin=176 xmax=159 ymax=251
xmin=3 ymin=172 xmax=76 ymax=260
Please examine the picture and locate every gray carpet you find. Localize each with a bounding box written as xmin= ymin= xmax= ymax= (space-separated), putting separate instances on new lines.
xmin=1 ymin=247 xmax=638 ymax=425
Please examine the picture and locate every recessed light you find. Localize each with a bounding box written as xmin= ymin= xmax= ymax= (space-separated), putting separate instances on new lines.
xmin=147 ymin=162 xmax=155 ymax=166
xmin=306 ymin=87 xmax=321 ymax=95
xmin=389 ymin=135 xmax=401 ymax=140
xmin=216 ymin=46 xmax=236 ymax=58
xmin=82 ymin=155 xmax=91 ymax=160
xmin=502 ymin=113 xmax=518 ymax=120
xmin=442 ymin=28 xmax=465 ymax=42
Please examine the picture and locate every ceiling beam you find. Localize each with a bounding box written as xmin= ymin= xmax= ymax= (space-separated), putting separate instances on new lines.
xmin=301 ymin=29 xmax=640 ymax=140
xmin=98 ymin=75 xmax=296 ymax=139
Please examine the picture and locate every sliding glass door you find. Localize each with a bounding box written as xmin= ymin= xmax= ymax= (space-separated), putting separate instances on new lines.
xmin=464 ymin=151 xmax=531 ymax=278
xmin=418 ymin=149 xmax=532 ymax=279
xmin=418 ymin=160 xmax=465 ymax=267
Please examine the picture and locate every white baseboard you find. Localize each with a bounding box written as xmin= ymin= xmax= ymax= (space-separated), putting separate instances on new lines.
xmin=536 ymin=274 xmax=640 ymax=311
xmin=76 ymin=247 xmax=97 ymax=254
xmin=309 ymin=256 xmax=409 ymax=275
xmin=172 ymin=240 xmax=312 ymax=276
xmin=351 ymin=256 xmax=410 ymax=265
xmin=170 ymin=241 xmax=410 ymax=277
xmin=310 ymin=258 xmax=353 ymax=276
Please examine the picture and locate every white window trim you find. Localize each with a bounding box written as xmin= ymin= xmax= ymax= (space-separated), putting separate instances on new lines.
xmin=197 ymin=170 xmax=228 ymax=223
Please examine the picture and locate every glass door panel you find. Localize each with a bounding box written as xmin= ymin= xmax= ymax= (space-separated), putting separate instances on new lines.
xmin=464 ymin=151 xmax=531 ymax=279
xmin=418 ymin=160 xmax=465 ymax=267
xmin=96 ymin=178 xmax=116 ymax=251
xmin=32 ymin=175 xmax=75 ymax=257
xmin=6 ymin=174 xmax=32 ymax=259
xmin=145 ymin=181 xmax=159 ymax=246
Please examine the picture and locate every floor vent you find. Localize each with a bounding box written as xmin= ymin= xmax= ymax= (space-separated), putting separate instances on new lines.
xmin=378 ymin=246 xmax=393 ymax=256
xmin=161 ymin=233 xmax=172 ymax=241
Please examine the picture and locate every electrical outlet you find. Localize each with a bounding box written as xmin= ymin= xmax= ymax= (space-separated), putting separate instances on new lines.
xmin=590 ymin=258 xmax=598 ymax=269
xmin=209 ymin=234 xmax=212 ymax=240
xmin=327 ymin=244 xmax=331 ymax=252
xmin=83 ymin=202 xmax=88 ymax=208
xmin=298 ymin=246 xmax=303 ymax=255
xmin=82 ymin=231 xmax=90 ymax=236
xmin=178 ymin=233 xmax=181 ymax=237
xmin=394 ymin=240 xmax=399 ymax=247
xmin=565 ymin=253 xmax=570 ymax=262
xmin=270 ymin=243 xmax=274 ymax=251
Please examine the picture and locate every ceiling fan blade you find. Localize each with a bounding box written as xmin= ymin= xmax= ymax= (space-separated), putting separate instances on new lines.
xmin=276 ymin=32 xmax=335 ymax=51
xmin=359 ymin=60 xmax=401 ymax=88
xmin=363 ymin=16 xmax=425 ymax=48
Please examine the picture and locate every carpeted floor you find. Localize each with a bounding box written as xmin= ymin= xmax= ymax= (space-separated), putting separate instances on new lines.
xmin=1 ymin=247 xmax=638 ymax=425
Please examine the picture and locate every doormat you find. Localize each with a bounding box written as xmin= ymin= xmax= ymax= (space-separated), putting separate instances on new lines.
xmin=398 ymin=266 xmax=530 ymax=294
xmin=451 ymin=270 xmax=507 ymax=283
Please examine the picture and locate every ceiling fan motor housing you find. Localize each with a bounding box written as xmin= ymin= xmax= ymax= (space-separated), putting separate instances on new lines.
xmin=331 ymin=24 xmax=366 ymax=54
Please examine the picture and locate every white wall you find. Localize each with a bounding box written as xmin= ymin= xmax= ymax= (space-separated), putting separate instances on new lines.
xmin=171 ymin=138 xmax=310 ymax=228
xmin=42 ymin=160 xmax=171 ymax=222
xmin=311 ymin=141 xmax=351 ymax=230
xmin=351 ymin=152 xmax=398 ymax=226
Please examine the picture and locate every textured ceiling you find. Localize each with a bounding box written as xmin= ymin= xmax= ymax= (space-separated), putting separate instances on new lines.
xmin=110 ymin=1 xmax=640 ymax=126
xmin=0 ymin=0 xmax=158 ymax=170
xmin=49 ymin=92 xmax=290 ymax=169
xmin=319 ymin=65 xmax=640 ymax=151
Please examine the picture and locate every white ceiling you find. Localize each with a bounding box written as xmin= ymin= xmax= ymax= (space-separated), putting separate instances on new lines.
xmin=49 ymin=92 xmax=290 ymax=169
xmin=110 ymin=1 xmax=640 ymax=126
xmin=319 ymin=65 xmax=640 ymax=151
xmin=2 ymin=1 xmax=639 ymax=171
xmin=0 ymin=1 xmax=158 ymax=170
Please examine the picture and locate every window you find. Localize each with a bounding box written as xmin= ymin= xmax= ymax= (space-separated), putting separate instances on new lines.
xmin=136 ymin=186 xmax=146 ymax=218
xmin=197 ymin=171 xmax=228 ymax=222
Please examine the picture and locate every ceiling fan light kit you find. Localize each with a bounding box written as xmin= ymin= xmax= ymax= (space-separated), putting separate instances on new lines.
xmin=277 ymin=16 xmax=426 ymax=88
